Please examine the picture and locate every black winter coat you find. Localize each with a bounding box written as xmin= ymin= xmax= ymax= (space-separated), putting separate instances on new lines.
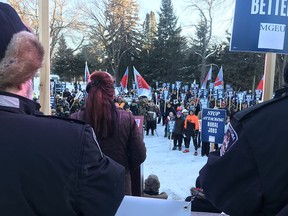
xmin=0 ymin=91 xmax=125 ymax=216
xmin=173 ymin=116 xmax=184 ymax=134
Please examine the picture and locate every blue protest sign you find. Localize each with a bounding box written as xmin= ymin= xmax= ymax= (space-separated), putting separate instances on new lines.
xmin=200 ymin=98 xmax=209 ymax=110
xmin=201 ymin=108 xmax=226 ymax=144
xmin=184 ymin=85 xmax=189 ymax=91
xmin=231 ymin=0 xmax=288 ymax=54
xmin=255 ymin=89 xmax=263 ymax=101
xmin=228 ymin=90 xmax=234 ymax=99
xmin=166 ymin=83 xmax=170 ymax=91
xmin=213 ymin=89 xmax=218 ymax=100
xmin=175 ymin=81 xmax=181 ymax=90
xmin=209 ymin=83 xmax=214 ymax=90
xmin=237 ymin=92 xmax=245 ymax=103
xmin=163 ymin=90 xmax=169 ymax=101
xmin=181 ymin=93 xmax=186 ymax=102
xmin=217 ymin=89 xmax=224 ymax=99
xmin=168 ymin=120 xmax=175 ymax=132
xmin=172 ymin=84 xmax=175 ymax=90
xmin=50 ymin=96 xmax=56 ymax=109
xmin=246 ymin=94 xmax=252 ymax=104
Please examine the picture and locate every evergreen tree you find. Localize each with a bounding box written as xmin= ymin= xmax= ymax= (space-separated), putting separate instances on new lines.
xmin=149 ymin=0 xmax=186 ymax=83
xmin=104 ymin=0 xmax=141 ymax=85
xmin=140 ymin=11 xmax=157 ymax=82
xmin=52 ymin=35 xmax=81 ymax=82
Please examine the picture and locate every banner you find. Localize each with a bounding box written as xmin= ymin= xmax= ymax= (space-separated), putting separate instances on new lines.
xmin=231 ymin=0 xmax=288 ymax=54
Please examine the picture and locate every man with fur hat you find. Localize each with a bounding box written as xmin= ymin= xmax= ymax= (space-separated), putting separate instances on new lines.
xmin=0 ymin=3 xmax=124 ymax=215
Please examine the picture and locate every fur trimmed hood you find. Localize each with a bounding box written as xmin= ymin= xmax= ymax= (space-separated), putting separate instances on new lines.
xmin=0 ymin=31 xmax=44 ymax=90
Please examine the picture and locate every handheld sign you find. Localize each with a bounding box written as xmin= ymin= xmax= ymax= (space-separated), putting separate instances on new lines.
xmin=168 ymin=120 xmax=175 ymax=133
xmin=201 ymin=108 xmax=226 ymax=144
xmin=231 ymin=0 xmax=288 ymax=54
xmin=200 ymin=98 xmax=209 ymax=110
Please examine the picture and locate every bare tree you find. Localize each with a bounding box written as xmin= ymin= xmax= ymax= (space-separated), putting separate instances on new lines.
xmin=8 ymin=0 xmax=86 ymax=58
xmin=77 ymin=0 xmax=141 ymax=85
xmin=186 ymin=0 xmax=234 ymax=82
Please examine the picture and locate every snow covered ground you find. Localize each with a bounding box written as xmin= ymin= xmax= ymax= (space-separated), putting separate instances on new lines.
xmin=143 ymin=123 xmax=208 ymax=201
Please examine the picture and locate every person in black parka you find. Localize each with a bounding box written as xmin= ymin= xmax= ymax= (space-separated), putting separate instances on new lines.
xmin=0 ymin=3 xmax=125 ymax=215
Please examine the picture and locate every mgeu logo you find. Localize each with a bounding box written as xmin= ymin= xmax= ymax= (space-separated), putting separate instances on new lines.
xmin=258 ymin=23 xmax=286 ymax=50
xmin=260 ymin=23 xmax=286 ymax=32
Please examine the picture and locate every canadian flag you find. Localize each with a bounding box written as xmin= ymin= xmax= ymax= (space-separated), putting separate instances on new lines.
xmin=133 ymin=67 xmax=151 ymax=98
xmin=214 ymin=66 xmax=224 ymax=90
xmin=201 ymin=66 xmax=212 ymax=89
xmin=120 ymin=67 xmax=129 ymax=93
xmin=84 ymin=61 xmax=90 ymax=83
xmin=256 ymin=75 xmax=264 ymax=91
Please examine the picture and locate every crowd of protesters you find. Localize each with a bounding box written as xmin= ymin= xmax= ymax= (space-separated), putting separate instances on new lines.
xmin=48 ymin=83 xmax=255 ymax=157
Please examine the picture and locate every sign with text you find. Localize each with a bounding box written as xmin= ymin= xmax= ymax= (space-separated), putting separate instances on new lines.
xmin=231 ymin=0 xmax=288 ymax=54
xmin=134 ymin=116 xmax=144 ymax=135
xmin=201 ymin=108 xmax=226 ymax=144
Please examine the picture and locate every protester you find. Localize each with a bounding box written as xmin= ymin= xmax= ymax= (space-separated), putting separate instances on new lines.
xmin=145 ymin=100 xmax=159 ymax=136
xmin=197 ymin=110 xmax=210 ymax=157
xmin=164 ymin=102 xmax=176 ymax=137
xmin=143 ymin=174 xmax=168 ymax=199
xmin=184 ymin=109 xmax=199 ymax=155
xmin=0 ymin=3 xmax=125 ymax=215
xmin=172 ymin=111 xmax=184 ymax=151
xmin=165 ymin=111 xmax=175 ymax=139
xmin=199 ymin=64 xmax=288 ymax=215
xmin=70 ymin=71 xmax=146 ymax=195
xmin=130 ymin=99 xmax=139 ymax=115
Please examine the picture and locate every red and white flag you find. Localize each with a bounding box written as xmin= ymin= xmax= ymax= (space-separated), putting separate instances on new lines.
xmin=201 ymin=66 xmax=212 ymax=89
xmin=84 ymin=61 xmax=90 ymax=83
xmin=256 ymin=75 xmax=264 ymax=91
xmin=120 ymin=67 xmax=129 ymax=93
xmin=214 ymin=66 xmax=224 ymax=90
xmin=133 ymin=67 xmax=151 ymax=98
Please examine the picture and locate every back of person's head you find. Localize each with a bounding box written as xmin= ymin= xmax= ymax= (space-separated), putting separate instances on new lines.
xmin=144 ymin=174 xmax=160 ymax=194
xmin=0 ymin=3 xmax=44 ymax=92
xmin=189 ymin=109 xmax=195 ymax=115
xmin=85 ymin=71 xmax=116 ymax=139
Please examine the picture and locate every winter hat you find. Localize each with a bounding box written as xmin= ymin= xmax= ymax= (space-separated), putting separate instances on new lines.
xmin=144 ymin=174 xmax=160 ymax=193
xmin=0 ymin=3 xmax=44 ymax=89
xmin=182 ymin=109 xmax=188 ymax=113
xmin=176 ymin=111 xmax=182 ymax=115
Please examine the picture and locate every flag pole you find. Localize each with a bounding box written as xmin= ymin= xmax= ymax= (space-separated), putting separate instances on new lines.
xmin=85 ymin=61 xmax=87 ymax=85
